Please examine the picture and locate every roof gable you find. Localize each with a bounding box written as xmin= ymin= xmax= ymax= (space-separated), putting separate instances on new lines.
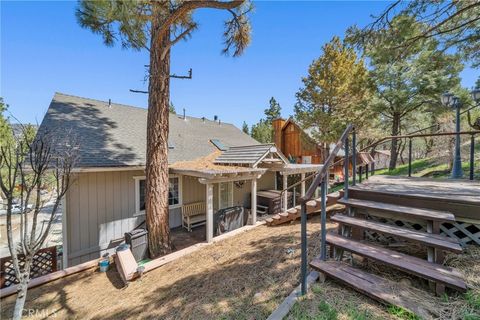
xmin=214 ymin=144 xmax=288 ymax=168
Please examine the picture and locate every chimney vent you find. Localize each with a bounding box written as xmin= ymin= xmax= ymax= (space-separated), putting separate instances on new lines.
xmin=202 ymin=117 xmax=206 ymax=123
xmin=214 ymin=115 xmax=218 ymax=121
xmin=183 ymin=108 xmax=186 ymax=120
xmin=108 ymin=99 xmax=112 ymax=108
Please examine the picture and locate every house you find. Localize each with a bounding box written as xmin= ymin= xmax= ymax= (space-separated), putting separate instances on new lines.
xmin=37 ymin=93 xmax=321 ymax=267
xmin=272 ymin=118 xmax=382 ymax=180
xmin=272 ymin=118 xmax=325 ymax=164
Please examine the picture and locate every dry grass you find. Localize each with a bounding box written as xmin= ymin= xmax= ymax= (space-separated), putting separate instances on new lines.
xmin=286 ymin=242 xmax=480 ymax=320
xmin=1 ymin=215 xmax=479 ymax=320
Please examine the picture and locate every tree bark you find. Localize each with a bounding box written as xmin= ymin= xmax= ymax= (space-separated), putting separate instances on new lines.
xmin=12 ymin=261 xmax=31 ymax=320
xmin=145 ymin=7 xmax=173 ymax=258
xmin=388 ymin=113 xmax=401 ymax=170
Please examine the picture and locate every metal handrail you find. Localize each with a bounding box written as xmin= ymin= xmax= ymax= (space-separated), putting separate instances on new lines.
xmin=300 ymin=124 xmax=355 ymax=203
xmin=360 ymin=130 xmax=480 ymax=153
xmin=298 ymin=124 xmax=355 ymax=295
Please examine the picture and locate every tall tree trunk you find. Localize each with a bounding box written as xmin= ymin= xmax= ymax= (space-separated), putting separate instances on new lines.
xmin=388 ymin=113 xmax=401 ymax=170
xmin=145 ymin=9 xmax=173 ymax=258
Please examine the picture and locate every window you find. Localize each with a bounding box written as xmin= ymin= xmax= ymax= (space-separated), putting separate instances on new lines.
xmin=139 ymin=179 xmax=146 ymax=212
xmin=210 ymin=139 xmax=228 ymax=151
xmin=134 ymin=175 xmax=182 ymax=216
xmin=169 ymin=177 xmax=180 ymax=206
xmin=218 ymin=182 xmax=233 ymax=209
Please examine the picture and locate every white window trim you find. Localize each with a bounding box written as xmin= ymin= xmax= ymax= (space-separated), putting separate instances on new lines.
xmin=133 ymin=175 xmax=183 ymax=217
xmin=218 ymin=181 xmax=233 ymax=209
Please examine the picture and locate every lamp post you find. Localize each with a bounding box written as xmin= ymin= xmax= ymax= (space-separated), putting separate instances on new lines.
xmin=441 ymin=92 xmax=463 ymax=179
xmin=472 ymin=89 xmax=480 ymax=104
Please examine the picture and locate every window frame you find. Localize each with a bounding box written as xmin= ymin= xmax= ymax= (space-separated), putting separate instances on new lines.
xmin=133 ymin=175 xmax=183 ymax=216
xmin=218 ymin=181 xmax=233 ymax=210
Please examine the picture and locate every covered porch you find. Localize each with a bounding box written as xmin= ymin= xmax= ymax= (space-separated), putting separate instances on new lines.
xmin=170 ymin=166 xmax=267 ymax=243
xmin=168 ymin=144 xmax=325 ymax=244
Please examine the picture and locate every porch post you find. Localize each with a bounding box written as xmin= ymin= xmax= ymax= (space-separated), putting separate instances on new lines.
xmin=300 ymin=173 xmax=306 ymax=197
xmin=206 ymin=183 xmax=214 ymax=243
xmin=251 ymin=178 xmax=257 ymax=224
xmin=282 ymin=174 xmax=288 ymax=211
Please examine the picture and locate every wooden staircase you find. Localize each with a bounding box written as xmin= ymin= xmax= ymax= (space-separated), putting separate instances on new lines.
xmin=264 ymin=192 xmax=340 ymax=226
xmin=309 ymin=187 xmax=468 ymax=317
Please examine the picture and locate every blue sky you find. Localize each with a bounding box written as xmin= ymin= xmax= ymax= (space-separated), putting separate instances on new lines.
xmin=1 ymin=1 xmax=478 ymax=129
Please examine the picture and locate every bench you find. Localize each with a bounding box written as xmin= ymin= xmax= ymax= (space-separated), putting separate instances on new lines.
xmin=182 ymin=201 xmax=206 ymax=232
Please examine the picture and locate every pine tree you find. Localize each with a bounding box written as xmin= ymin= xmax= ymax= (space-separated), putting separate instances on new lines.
xmin=264 ymin=97 xmax=281 ymax=123
xmin=169 ymin=102 xmax=176 ymax=114
xmin=77 ymin=1 xmax=252 ymax=257
xmin=242 ymin=121 xmax=249 ymax=135
xmin=251 ymin=119 xmax=272 ymax=143
xmin=350 ymin=15 xmax=463 ymax=169
xmin=294 ymin=36 xmax=372 ymax=157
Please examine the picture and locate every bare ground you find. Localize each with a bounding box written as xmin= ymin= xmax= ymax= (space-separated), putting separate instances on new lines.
xmin=1 ymin=214 xmax=479 ymax=320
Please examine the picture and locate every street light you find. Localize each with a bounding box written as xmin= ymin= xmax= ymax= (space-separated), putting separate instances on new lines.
xmin=441 ymin=92 xmax=463 ymax=179
xmin=471 ymin=88 xmax=480 ymax=103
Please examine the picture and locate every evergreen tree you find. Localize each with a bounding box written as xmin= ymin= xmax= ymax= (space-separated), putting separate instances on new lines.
xmin=242 ymin=121 xmax=249 ymax=135
xmin=294 ymin=36 xmax=372 ymax=156
xmin=169 ymin=102 xmax=176 ymax=114
xmin=77 ymin=0 xmax=252 ymax=257
xmin=264 ymin=97 xmax=281 ymax=123
xmin=350 ymin=1 xmax=480 ymax=67
xmin=251 ymin=119 xmax=272 ymax=143
xmin=349 ymin=15 xmax=463 ymax=169
xmin=251 ymin=97 xmax=282 ymax=143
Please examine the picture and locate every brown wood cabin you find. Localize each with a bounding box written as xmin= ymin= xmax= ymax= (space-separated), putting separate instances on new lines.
xmin=272 ymin=118 xmax=325 ymax=165
xmin=272 ymin=118 xmax=375 ymax=181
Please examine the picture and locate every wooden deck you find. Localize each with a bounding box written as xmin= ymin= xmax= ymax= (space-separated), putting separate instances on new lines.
xmin=355 ymin=175 xmax=480 ymax=204
xmin=350 ymin=175 xmax=480 ymax=221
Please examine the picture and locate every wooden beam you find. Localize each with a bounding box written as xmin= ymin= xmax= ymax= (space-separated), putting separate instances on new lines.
xmin=206 ymin=183 xmax=214 ymax=243
xmin=251 ymin=179 xmax=257 ymax=224
xmin=198 ymin=172 xmax=263 ymax=184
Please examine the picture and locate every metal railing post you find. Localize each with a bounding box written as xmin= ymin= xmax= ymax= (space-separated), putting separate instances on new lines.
xmin=408 ymin=138 xmax=413 ymax=177
xmin=365 ymin=164 xmax=369 ymax=179
xmin=320 ymin=179 xmax=327 ymax=261
xmin=352 ymin=130 xmax=357 ymax=186
xmin=300 ymin=202 xmax=307 ymax=295
xmin=293 ymin=186 xmax=296 ymax=207
xmin=344 ymin=136 xmax=349 ymax=199
xmin=359 ymin=166 xmax=363 ymax=183
xmin=470 ymin=134 xmax=475 ymax=181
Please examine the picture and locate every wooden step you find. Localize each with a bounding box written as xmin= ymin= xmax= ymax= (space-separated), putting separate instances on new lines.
xmin=310 ymin=259 xmax=436 ymax=319
xmin=337 ymin=198 xmax=455 ymax=222
xmin=331 ymin=215 xmax=462 ymax=253
xmin=326 ymin=233 xmax=466 ymax=292
xmin=326 ymin=191 xmax=341 ymax=204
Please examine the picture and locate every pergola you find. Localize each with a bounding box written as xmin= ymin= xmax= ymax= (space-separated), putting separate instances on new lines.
xmin=171 ymin=144 xmax=323 ymax=243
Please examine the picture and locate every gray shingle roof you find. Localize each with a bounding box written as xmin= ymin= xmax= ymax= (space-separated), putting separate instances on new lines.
xmin=37 ymin=93 xmax=258 ymax=168
xmin=214 ymin=144 xmax=289 ymax=167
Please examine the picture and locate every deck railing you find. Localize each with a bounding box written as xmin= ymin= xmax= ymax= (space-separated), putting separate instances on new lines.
xmin=361 ymin=130 xmax=480 ymax=180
